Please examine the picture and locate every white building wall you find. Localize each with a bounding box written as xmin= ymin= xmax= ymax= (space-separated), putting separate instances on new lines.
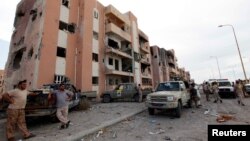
xmin=55 ymin=57 xmax=66 ymax=75
xmin=60 ymin=5 xmax=69 ymax=23
xmin=132 ymin=21 xmax=141 ymax=84
xmin=92 ymin=8 xmax=99 ymax=92
xmin=58 ymin=30 xmax=68 ymax=48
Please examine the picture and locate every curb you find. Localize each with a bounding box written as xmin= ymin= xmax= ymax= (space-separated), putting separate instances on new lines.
xmin=59 ymin=107 xmax=147 ymax=141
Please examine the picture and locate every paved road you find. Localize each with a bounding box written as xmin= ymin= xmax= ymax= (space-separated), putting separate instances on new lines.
xmin=0 ymin=102 xmax=146 ymax=141
xmin=83 ymin=95 xmax=250 ymax=141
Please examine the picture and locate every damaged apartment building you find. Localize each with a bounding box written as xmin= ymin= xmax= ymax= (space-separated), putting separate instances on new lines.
xmin=151 ymin=46 xmax=190 ymax=86
xmin=4 ymin=0 xmax=153 ymax=97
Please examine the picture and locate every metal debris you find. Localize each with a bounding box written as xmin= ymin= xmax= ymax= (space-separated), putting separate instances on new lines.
xmin=112 ymin=131 xmax=117 ymax=138
xmin=149 ymin=129 xmax=165 ymax=135
xmin=96 ymin=130 xmax=103 ymax=138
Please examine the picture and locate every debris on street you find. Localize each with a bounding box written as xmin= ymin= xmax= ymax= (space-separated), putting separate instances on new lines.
xmin=149 ymin=129 xmax=165 ymax=135
xmin=216 ymin=114 xmax=235 ymax=123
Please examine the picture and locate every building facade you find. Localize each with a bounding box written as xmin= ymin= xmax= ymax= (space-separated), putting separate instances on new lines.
xmin=4 ymin=0 xmax=153 ymax=98
xmin=150 ymin=46 xmax=190 ymax=86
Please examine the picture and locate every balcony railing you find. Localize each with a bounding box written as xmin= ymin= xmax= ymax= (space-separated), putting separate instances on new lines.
xmin=106 ymin=69 xmax=132 ymax=76
xmin=140 ymin=43 xmax=150 ymax=54
xmin=106 ymin=23 xmax=131 ymax=42
xmin=106 ymin=47 xmax=132 ymax=59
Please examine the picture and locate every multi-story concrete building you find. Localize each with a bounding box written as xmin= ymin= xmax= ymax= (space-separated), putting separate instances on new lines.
xmin=0 ymin=70 xmax=4 ymax=93
xmin=4 ymin=0 xmax=153 ymax=98
xmin=150 ymin=46 xmax=190 ymax=86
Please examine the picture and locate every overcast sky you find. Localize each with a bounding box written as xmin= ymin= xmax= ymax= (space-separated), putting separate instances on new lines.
xmin=1 ymin=0 xmax=250 ymax=83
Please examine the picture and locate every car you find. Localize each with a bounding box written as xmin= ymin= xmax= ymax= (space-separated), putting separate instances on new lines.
xmin=244 ymin=84 xmax=250 ymax=95
xmin=100 ymin=83 xmax=151 ymax=103
xmin=217 ymin=80 xmax=235 ymax=98
xmin=145 ymin=81 xmax=190 ymax=118
xmin=1 ymin=83 xmax=94 ymax=121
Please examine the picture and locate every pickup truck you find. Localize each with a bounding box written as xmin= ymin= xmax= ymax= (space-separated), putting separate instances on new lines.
xmin=145 ymin=81 xmax=190 ymax=118
xmin=1 ymin=83 xmax=96 ymax=121
xmin=101 ymin=83 xmax=151 ymax=103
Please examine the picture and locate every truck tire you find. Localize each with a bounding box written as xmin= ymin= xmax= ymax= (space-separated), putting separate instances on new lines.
xmin=175 ymin=101 xmax=182 ymax=118
xmin=148 ymin=108 xmax=155 ymax=115
xmin=103 ymin=95 xmax=111 ymax=103
xmin=134 ymin=94 xmax=139 ymax=102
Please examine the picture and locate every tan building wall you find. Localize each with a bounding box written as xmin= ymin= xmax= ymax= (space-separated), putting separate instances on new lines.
xmin=5 ymin=0 xmax=153 ymax=98
xmin=0 ymin=70 xmax=4 ymax=93
xmin=150 ymin=46 xmax=189 ymax=86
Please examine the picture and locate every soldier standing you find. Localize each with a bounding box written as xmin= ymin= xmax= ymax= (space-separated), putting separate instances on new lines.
xmin=234 ymin=80 xmax=245 ymax=106
xmin=212 ymin=81 xmax=222 ymax=103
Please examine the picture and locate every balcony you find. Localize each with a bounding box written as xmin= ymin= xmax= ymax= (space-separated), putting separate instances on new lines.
xmin=106 ymin=69 xmax=132 ymax=76
xmin=140 ymin=43 xmax=150 ymax=54
xmin=169 ymin=67 xmax=176 ymax=74
xmin=141 ymin=57 xmax=150 ymax=65
xmin=106 ymin=23 xmax=131 ymax=42
xmin=106 ymin=47 xmax=132 ymax=59
xmin=105 ymin=5 xmax=130 ymax=26
xmin=168 ymin=58 xmax=175 ymax=65
xmin=142 ymin=73 xmax=152 ymax=79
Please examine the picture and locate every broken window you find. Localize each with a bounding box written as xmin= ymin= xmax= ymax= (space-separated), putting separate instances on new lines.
xmin=17 ymin=10 xmax=25 ymax=17
xmin=62 ymin=0 xmax=69 ymax=7
xmin=115 ymin=59 xmax=119 ymax=71
xmin=93 ymin=31 xmax=98 ymax=40
xmin=108 ymin=38 xmax=119 ymax=49
xmin=57 ymin=47 xmax=66 ymax=58
xmin=13 ymin=50 xmax=24 ymax=70
xmin=92 ymin=53 xmax=98 ymax=62
xmin=30 ymin=9 xmax=37 ymax=21
xmin=109 ymin=58 xmax=113 ymax=65
xmin=94 ymin=10 xmax=99 ymax=19
xmin=27 ymin=48 xmax=34 ymax=60
xmin=92 ymin=77 xmax=98 ymax=85
xmin=59 ymin=21 xmax=76 ymax=33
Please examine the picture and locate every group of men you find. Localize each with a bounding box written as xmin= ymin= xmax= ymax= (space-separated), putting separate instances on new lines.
xmin=202 ymin=80 xmax=246 ymax=106
xmin=0 ymin=80 xmax=73 ymax=141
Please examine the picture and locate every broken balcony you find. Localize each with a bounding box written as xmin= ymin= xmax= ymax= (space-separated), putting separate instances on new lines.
xmin=105 ymin=23 xmax=131 ymax=42
xmin=106 ymin=39 xmax=132 ymax=59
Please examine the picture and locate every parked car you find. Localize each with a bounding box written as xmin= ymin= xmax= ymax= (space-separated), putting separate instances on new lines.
xmin=244 ymin=84 xmax=250 ymax=95
xmin=145 ymin=81 xmax=190 ymax=118
xmin=217 ymin=80 xmax=235 ymax=98
xmin=100 ymin=83 xmax=151 ymax=103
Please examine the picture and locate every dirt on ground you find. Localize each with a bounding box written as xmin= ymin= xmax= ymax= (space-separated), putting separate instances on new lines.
xmin=83 ymin=94 xmax=250 ymax=141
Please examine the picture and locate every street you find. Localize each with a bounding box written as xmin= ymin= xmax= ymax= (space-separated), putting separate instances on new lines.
xmin=0 ymin=93 xmax=250 ymax=141
xmin=83 ymin=95 xmax=250 ymax=141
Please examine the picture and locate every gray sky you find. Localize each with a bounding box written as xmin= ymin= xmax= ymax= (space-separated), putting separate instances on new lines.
xmin=1 ymin=0 xmax=250 ymax=83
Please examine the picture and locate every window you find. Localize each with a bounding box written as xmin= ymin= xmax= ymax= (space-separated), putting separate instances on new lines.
xmin=59 ymin=21 xmax=76 ymax=33
xmin=92 ymin=77 xmax=98 ymax=85
xmin=109 ymin=78 xmax=113 ymax=85
xmin=94 ymin=11 xmax=99 ymax=19
xmin=92 ymin=53 xmax=98 ymax=62
xmin=108 ymin=38 xmax=119 ymax=49
xmin=27 ymin=48 xmax=33 ymax=60
xmin=13 ymin=50 xmax=24 ymax=70
xmin=93 ymin=31 xmax=98 ymax=40
xmin=115 ymin=59 xmax=119 ymax=70
xmin=57 ymin=47 xmax=66 ymax=58
xmin=62 ymin=0 xmax=69 ymax=7
xmin=54 ymin=75 xmax=66 ymax=84
xmin=109 ymin=58 xmax=113 ymax=65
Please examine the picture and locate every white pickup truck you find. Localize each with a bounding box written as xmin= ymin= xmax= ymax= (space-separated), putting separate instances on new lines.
xmin=146 ymin=81 xmax=190 ymax=118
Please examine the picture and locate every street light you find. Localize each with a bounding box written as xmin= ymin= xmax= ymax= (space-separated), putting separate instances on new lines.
xmin=218 ymin=24 xmax=247 ymax=80
xmin=210 ymin=56 xmax=222 ymax=79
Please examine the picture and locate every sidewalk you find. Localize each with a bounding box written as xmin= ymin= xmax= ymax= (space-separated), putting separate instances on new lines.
xmin=0 ymin=102 xmax=146 ymax=141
